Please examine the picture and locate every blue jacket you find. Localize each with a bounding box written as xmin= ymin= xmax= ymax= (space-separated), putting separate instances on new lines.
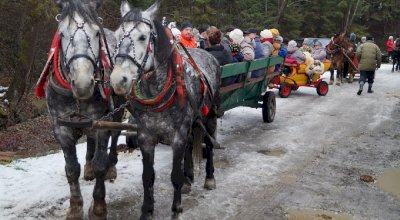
xmin=254 ymin=37 xmax=265 ymax=59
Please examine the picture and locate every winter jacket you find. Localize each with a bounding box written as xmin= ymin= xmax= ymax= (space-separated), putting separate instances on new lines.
xmin=312 ymin=48 xmax=327 ymax=61
xmin=356 ymin=41 xmax=382 ymax=71
xmin=254 ymin=37 xmax=265 ymax=59
xmin=240 ymin=41 xmax=255 ymax=61
xmin=287 ymin=49 xmax=306 ymax=63
xmin=206 ymin=45 xmax=233 ymax=66
xmin=180 ymin=34 xmax=197 ymax=48
xmin=386 ymin=40 xmax=394 ymax=53
xmin=261 ymin=41 xmax=274 ymax=57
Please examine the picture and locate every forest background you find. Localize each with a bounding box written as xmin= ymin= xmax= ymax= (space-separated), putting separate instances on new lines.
xmin=0 ymin=0 xmax=399 ymax=128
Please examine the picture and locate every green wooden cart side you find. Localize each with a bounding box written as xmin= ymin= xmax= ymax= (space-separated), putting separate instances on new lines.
xmin=219 ymin=56 xmax=284 ymax=112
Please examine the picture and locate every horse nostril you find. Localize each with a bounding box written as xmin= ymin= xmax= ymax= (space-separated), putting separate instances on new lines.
xmin=122 ymin=76 xmax=128 ymax=83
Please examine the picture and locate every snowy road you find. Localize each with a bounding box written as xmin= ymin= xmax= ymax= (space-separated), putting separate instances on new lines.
xmin=1 ymin=64 xmax=400 ymax=220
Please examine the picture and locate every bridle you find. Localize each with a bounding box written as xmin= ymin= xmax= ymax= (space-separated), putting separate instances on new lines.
xmin=60 ymin=15 xmax=100 ymax=75
xmin=113 ymin=18 xmax=157 ymax=77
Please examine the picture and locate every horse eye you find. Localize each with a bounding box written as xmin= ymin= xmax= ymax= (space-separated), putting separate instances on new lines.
xmin=139 ymin=35 xmax=146 ymax=41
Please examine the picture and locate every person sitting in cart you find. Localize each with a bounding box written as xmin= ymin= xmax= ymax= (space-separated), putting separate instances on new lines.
xmin=260 ymin=29 xmax=274 ymax=57
xmin=311 ymin=41 xmax=327 ymax=61
xmin=287 ymin=40 xmax=306 ymax=63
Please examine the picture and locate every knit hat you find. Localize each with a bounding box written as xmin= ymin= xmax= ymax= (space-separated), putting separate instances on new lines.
xmin=171 ymin=28 xmax=181 ymax=37
xmin=361 ymin=36 xmax=366 ymax=42
xmin=274 ymin=35 xmax=283 ymax=42
xmin=287 ymin=40 xmax=298 ymax=52
xmin=260 ymin=29 xmax=273 ymax=39
xmin=229 ymin=29 xmax=244 ymax=44
xmin=350 ymin=33 xmax=356 ymax=42
xmin=270 ymin=28 xmax=280 ymax=37
xmin=181 ymin=20 xmax=192 ymax=30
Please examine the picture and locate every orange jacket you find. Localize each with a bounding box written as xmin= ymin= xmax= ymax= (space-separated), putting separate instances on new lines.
xmin=181 ymin=34 xmax=197 ymax=48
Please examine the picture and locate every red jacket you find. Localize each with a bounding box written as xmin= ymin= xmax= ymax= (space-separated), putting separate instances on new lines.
xmin=181 ymin=34 xmax=197 ymax=48
xmin=386 ymin=40 xmax=394 ymax=52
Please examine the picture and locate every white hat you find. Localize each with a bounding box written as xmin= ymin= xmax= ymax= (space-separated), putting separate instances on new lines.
xmin=229 ymin=29 xmax=244 ymax=44
xmin=287 ymin=40 xmax=298 ymax=52
xmin=171 ymin=28 xmax=181 ymax=37
xmin=260 ymin=29 xmax=273 ymax=39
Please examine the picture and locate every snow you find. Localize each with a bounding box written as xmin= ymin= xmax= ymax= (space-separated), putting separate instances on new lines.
xmin=1 ymin=64 xmax=399 ymax=219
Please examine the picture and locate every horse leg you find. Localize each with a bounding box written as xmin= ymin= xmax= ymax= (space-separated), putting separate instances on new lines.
xmin=182 ymin=139 xmax=194 ymax=194
xmin=105 ymin=131 xmax=119 ymax=180
xmin=89 ymin=130 xmax=110 ymax=220
xmin=84 ymin=137 xmax=95 ymax=181
xmin=336 ymin=68 xmax=342 ymax=86
xmin=329 ymin=66 xmax=334 ymax=85
xmin=140 ymin=140 xmax=156 ymax=220
xmin=171 ymin=140 xmax=186 ymax=218
xmin=55 ymin=127 xmax=83 ymax=220
xmin=204 ymin=110 xmax=217 ymax=190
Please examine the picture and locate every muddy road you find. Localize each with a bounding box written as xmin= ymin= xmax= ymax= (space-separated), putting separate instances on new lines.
xmin=1 ymin=64 xmax=400 ymax=220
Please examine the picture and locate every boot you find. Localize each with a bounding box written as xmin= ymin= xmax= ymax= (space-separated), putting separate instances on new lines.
xmin=368 ymin=84 xmax=374 ymax=93
xmin=392 ymin=67 xmax=395 ymax=72
xmin=357 ymin=82 xmax=364 ymax=95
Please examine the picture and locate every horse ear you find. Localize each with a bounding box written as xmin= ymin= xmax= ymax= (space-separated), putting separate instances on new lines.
xmin=89 ymin=0 xmax=102 ymax=10
xmin=55 ymin=0 xmax=67 ymax=10
xmin=120 ymin=0 xmax=131 ymax=18
xmin=144 ymin=0 xmax=160 ymax=20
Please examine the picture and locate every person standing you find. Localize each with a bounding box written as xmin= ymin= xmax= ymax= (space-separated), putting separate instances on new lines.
xmin=180 ymin=20 xmax=197 ymax=48
xmin=386 ymin=36 xmax=394 ymax=62
xmin=356 ymin=35 xmax=381 ymax=95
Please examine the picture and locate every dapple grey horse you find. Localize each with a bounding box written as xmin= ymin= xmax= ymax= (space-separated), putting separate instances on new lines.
xmin=43 ymin=0 xmax=123 ymax=219
xmin=110 ymin=1 xmax=221 ymax=219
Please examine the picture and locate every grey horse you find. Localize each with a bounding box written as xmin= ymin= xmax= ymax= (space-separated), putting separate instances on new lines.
xmin=110 ymin=0 xmax=221 ymax=219
xmin=43 ymin=0 xmax=123 ymax=219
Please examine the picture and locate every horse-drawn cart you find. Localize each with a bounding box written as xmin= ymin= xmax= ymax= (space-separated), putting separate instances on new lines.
xmin=219 ymin=56 xmax=284 ymax=122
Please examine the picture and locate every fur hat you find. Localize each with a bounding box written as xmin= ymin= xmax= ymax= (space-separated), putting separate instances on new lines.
xmin=270 ymin=28 xmax=280 ymax=37
xmin=287 ymin=40 xmax=298 ymax=52
xmin=229 ymin=29 xmax=244 ymax=44
xmin=260 ymin=29 xmax=273 ymax=39
xmin=361 ymin=36 xmax=367 ymax=42
xmin=171 ymin=28 xmax=181 ymax=37
xmin=181 ymin=20 xmax=193 ymax=30
xmin=304 ymin=52 xmax=314 ymax=66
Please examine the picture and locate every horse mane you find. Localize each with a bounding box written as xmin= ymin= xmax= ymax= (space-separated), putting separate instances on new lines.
xmin=121 ymin=8 xmax=172 ymax=64
xmin=60 ymin=0 xmax=100 ymax=26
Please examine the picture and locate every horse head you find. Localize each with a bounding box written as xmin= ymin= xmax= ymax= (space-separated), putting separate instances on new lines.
xmin=111 ymin=0 xmax=170 ymax=96
xmin=56 ymin=0 xmax=104 ymax=100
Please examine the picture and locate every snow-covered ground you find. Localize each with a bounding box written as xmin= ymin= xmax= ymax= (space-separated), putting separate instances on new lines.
xmin=1 ymin=64 xmax=400 ymax=219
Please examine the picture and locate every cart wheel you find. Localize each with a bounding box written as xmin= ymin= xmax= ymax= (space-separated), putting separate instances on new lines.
xmin=262 ymin=91 xmax=276 ymax=123
xmin=317 ymin=81 xmax=329 ymax=96
xmin=279 ymin=83 xmax=291 ymax=98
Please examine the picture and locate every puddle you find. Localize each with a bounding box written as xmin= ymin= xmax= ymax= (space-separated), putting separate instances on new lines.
xmin=376 ymin=168 xmax=400 ymax=199
xmin=279 ymin=175 xmax=297 ymax=185
xmin=214 ymin=159 xmax=229 ymax=169
xmin=287 ymin=209 xmax=353 ymax=220
xmin=257 ymin=149 xmax=286 ymax=157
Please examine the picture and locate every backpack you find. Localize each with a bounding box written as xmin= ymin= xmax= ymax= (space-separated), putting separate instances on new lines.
xmin=394 ymin=40 xmax=400 ymax=51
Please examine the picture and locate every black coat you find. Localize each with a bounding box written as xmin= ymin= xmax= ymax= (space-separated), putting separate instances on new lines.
xmin=206 ymin=45 xmax=233 ymax=66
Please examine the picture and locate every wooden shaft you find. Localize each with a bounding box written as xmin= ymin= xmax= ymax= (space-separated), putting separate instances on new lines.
xmin=92 ymin=121 xmax=137 ymax=131
xmin=120 ymin=131 xmax=138 ymax=136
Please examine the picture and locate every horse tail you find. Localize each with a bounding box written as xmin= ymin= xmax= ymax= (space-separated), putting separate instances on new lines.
xmin=192 ymin=125 xmax=204 ymax=169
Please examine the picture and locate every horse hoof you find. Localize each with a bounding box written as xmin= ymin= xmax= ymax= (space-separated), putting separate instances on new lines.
xmin=105 ymin=165 xmax=117 ymax=181
xmin=328 ymin=81 xmax=334 ymax=85
xmin=172 ymin=204 xmax=183 ymax=215
xmin=88 ymin=201 xmax=107 ymax=220
xmin=140 ymin=212 xmax=153 ymax=220
xmin=84 ymin=161 xmax=95 ymax=181
xmin=66 ymin=207 xmax=83 ymax=220
xmin=204 ymin=177 xmax=216 ymax=190
xmin=66 ymin=196 xmax=83 ymax=220
xmin=181 ymin=181 xmax=192 ymax=194
xmin=172 ymin=211 xmax=182 ymax=220
xmin=336 ymin=82 xmax=341 ymax=86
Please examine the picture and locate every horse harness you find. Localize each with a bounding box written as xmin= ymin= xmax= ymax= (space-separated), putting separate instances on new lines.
xmin=35 ymin=18 xmax=113 ymax=101
xmin=114 ymin=18 xmax=212 ymax=116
